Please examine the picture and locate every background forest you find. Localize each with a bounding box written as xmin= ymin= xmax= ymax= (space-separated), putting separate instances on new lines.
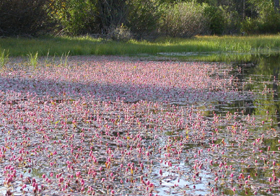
xmin=1 ymin=0 xmax=280 ymax=39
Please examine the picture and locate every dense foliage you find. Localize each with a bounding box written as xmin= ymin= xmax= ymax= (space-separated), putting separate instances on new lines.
xmin=159 ymin=2 xmax=207 ymax=37
xmin=0 ymin=0 xmax=51 ymax=36
xmin=0 ymin=0 xmax=280 ymax=38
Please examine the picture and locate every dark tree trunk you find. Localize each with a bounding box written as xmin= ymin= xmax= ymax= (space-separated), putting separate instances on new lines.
xmin=243 ymin=0 xmax=246 ymax=20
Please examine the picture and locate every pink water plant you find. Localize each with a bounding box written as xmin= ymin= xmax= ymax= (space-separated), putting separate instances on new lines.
xmin=0 ymin=56 xmax=278 ymax=195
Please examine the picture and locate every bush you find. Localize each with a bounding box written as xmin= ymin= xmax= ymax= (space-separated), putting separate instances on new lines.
xmin=203 ymin=5 xmax=225 ymax=35
xmin=241 ymin=6 xmax=280 ymax=34
xmin=106 ymin=24 xmax=132 ymax=41
xmin=49 ymin=0 xmax=98 ymax=35
xmin=95 ymin=0 xmax=128 ymax=35
xmin=219 ymin=6 xmax=241 ymax=35
xmin=159 ymin=2 xmax=208 ymax=38
xmin=241 ymin=1 xmax=280 ymax=35
xmin=241 ymin=17 xmax=260 ymax=34
xmin=258 ymin=9 xmax=280 ymax=34
xmin=0 ymin=0 xmax=51 ymax=36
xmin=127 ymin=0 xmax=161 ymax=38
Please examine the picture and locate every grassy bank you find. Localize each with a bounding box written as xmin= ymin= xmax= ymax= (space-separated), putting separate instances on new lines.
xmin=1 ymin=35 xmax=280 ymax=61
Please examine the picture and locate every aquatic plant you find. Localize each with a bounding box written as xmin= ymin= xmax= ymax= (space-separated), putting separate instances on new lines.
xmin=0 ymin=56 xmax=279 ymax=195
xmin=28 ymin=52 xmax=38 ymax=68
xmin=0 ymin=49 xmax=9 ymax=67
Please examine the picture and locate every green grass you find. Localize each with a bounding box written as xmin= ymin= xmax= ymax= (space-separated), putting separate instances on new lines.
xmin=0 ymin=49 xmax=9 ymax=67
xmin=28 ymin=51 xmax=38 ymax=68
xmin=1 ymin=35 xmax=280 ymax=61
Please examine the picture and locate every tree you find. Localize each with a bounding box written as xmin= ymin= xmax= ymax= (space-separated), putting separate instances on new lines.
xmin=96 ymin=0 xmax=128 ymax=34
xmin=49 ymin=0 xmax=98 ymax=35
xmin=274 ymin=0 xmax=279 ymax=12
xmin=0 ymin=0 xmax=51 ymax=36
xmin=127 ymin=0 xmax=161 ymax=38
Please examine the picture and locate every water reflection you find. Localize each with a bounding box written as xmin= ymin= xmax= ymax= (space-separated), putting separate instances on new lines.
xmin=207 ymin=55 xmax=280 ymax=123
xmin=238 ymin=55 xmax=280 ymax=128
xmin=207 ymin=54 xmax=280 ymax=195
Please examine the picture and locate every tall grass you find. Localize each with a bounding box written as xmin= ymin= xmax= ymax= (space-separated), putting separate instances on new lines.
xmin=60 ymin=51 xmax=70 ymax=66
xmin=28 ymin=52 xmax=38 ymax=68
xmin=1 ymin=35 xmax=280 ymax=59
xmin=0 ymin=49 xmax=9 ymax=67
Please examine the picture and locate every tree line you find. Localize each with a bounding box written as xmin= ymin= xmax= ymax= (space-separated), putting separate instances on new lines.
xmin=1 ymin=0 xmax=280 ymax=39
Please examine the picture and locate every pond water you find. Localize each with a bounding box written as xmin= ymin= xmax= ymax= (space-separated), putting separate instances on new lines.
xmin=0 ymin=54 xmax=280 ymax=196
xmin=195 ymin=54 xmax=280 ymax=195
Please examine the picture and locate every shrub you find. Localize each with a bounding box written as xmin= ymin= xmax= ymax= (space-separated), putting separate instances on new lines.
xmin=241 ymin=5 xmax=280 ymax=34
xmin=49 ymin=0 xmax=98 ymax=35
xmin=203 ymin=5 xmax=225 ymax=35
xmin=241 ymin=17 xmax=260 ymax=34
xmin=159 ymin=2 xmax=208 ymax=38
xmin=220 ymin=6 xmax=241 ymax=35
xmin=127 ymin=0 xmax=161 ymax=38
xmin=95 ymin=0 xmax=128 ymax=35
xmin=106 ymin=24 xmax=132 ymax=41
xmin=258 ymin=9 xmax=280 ymax=34
xmin=0 ymin=0 xmax=51 ymax=36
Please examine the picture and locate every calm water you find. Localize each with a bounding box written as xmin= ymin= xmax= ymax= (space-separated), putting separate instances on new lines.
xmin=197 ymin=54 xmax=280 ymax=196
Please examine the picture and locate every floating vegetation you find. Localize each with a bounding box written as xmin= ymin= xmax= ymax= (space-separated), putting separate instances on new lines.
xmin=0 ymin=56 xmax=279 ymax=195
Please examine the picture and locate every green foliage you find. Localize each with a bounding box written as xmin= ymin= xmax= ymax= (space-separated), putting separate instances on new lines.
xmin=203 ymin=5 xmax=225 ymax=35
xmin=241 ymin=17 xmax=260 ymax=34
xmin=0 ymin=50 xmax=9 ymax=67
xmin=159 ymin=2 xmax=208 ymax=37
xmin=50 ymin=0 xmax=97 ymax=35
xmin=3 ymin=35 xmax=280 ymax=59
xmin=60 ymin=51 xmax=70 ymax=66
xmin=219 ymin=5 xmax=241 ymax=34
xmin=241 ymin=1 xmax=280 ymax=34
xmin=95 ymin=0 xmax=128 ymax=34
xmin=258 ymin=8 xmax=280 ymax=33
xmin=28 ymin=52 xmax=39 ymax=68
xmin=1 ymin=0 xmax=280 ymax=38
xmin=0 ymin=0 xmax=51 ymax=36
xmin=107 ymin=25 xmax=132 ymax=41
xmin=127 ymin=0 xmax=161 ymax=38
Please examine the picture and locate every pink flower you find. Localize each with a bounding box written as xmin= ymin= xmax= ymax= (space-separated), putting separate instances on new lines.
xmin=76 ymin=171 xmax=81 ymax=178
xmin=59 ymin=177 xmax=64 ymax=183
